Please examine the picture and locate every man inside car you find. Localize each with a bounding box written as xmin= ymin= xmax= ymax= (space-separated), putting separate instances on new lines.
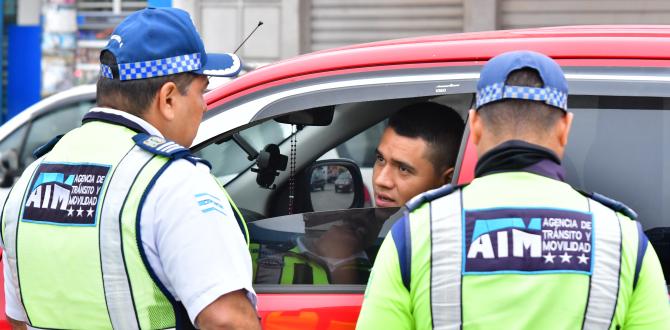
xmin=373 ymin=102 xmax=465 ymax=207
xmin=253 ymin=103 xmax=464 ymax=285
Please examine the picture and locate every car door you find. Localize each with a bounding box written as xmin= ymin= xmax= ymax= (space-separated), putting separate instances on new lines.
xmin=198 ymin=61 xmax=670 ymax=327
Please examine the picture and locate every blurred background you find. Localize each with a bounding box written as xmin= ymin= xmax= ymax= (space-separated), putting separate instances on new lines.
xmin=1 ymin=0 xmax=670 ymax=123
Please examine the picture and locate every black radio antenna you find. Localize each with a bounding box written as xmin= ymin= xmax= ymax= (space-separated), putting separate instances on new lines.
xmin=234 ymin=21 xmax=264 ymax=54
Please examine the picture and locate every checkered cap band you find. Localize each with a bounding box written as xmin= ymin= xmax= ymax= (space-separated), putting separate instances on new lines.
xmin=100 ymin=64 xmax=113 ymax=79
xmin=112 ymin=53 xmax=202 ymax=81
xmin=476 ymin=83 xmax=567 ymax=111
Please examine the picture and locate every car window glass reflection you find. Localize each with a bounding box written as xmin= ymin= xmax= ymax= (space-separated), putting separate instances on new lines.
xmin=250 ymin=207 xmax=398 ymax=285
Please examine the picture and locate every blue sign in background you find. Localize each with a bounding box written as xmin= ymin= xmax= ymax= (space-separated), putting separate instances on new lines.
xmin=148 ymin=0 xmax=173 ymax=8
xmin=7 ymin=25 xmax=41 ymax=121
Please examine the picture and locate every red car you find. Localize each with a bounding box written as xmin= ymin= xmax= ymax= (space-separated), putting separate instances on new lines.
xmin=2 ymin=25 xmax=670 ymax=329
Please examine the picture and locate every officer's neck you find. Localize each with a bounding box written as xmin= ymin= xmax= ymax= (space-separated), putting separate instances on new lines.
xmin=474 ymin=140 xmax=566 ymax=181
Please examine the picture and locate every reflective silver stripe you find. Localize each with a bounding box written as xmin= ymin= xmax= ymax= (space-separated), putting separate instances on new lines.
xmin=99 ymin=146 xmax=154 ymax=330
xmin=583 ymin=200 xmax=622 ymax=330
xmin=430 ymin=191 xmax=463 ymax=329
xmin=2 ymin=159 xmax=42 ymax=322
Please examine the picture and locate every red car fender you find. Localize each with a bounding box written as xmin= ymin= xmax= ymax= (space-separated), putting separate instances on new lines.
xmin=258 ymin=293 xmax=362 ymax=330
xmin=0 ymin=252 xmax=8 ymax=329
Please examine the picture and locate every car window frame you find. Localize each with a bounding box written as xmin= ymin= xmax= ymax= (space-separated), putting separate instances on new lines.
xmin=197 ymin=64 xmax=670 ymax=148
xmin=201 ymin=67 xmax=481 ymax=294
xmin=194 ymin=66 xmax=484 ymax=194
xmin=195 ymin=66 xmax=482 ymax=148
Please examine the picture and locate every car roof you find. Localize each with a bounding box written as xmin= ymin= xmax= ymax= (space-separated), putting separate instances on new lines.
xmin=0 ymin=84 xmax=97 ymax=141
xmin=205 ymin=25 xmax=670 ymax=107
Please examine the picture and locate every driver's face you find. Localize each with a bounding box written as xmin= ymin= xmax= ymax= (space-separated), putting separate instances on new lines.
xmin=373 ymin=127 xmax=446 ymax=207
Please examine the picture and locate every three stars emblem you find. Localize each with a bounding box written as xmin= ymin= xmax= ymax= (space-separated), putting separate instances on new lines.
xmin=67 ymin=206 xmax=95 ymax=217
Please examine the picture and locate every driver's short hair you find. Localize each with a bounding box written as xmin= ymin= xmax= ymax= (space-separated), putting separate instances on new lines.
xmin=387 ymin=102 xmax=465 ymax=174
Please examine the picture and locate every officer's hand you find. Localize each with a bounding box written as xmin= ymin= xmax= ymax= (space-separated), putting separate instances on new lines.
xmin=196 ymin=289 xmax=260 ymax=330
xmin=7 ymin=316 xmax=27 ymax=330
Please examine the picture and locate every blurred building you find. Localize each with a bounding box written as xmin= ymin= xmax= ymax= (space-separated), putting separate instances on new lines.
xmin=2 ymin=0 xmax=148 ymax=122
xmin=182 ymin=0 xmax=670 ymax=66
xmin=2 ymin=0 xmax=670 ymax=122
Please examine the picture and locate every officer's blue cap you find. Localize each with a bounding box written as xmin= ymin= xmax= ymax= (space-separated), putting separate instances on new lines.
xmin=100 ymin=7 xmax=241 ymax=81
xmin=475 ymin=50 xmax=568 ymax=111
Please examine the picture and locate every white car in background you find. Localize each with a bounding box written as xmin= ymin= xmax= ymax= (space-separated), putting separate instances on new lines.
xmin=0 ymin=85 xmax=96 ymax=199
xmin=0 ymin=78 xmax=246 ymax=200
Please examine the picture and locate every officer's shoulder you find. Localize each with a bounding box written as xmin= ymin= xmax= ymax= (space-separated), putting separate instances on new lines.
xmin=578 ymin=190 xmax=638 ymax=220
xmin=133 ymin=133 xmax=211 ymax=169
xmin=405 ymin=183 xmax=467 ymax=212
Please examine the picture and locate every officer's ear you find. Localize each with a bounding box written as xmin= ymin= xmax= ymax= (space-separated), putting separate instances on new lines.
xmin=552 ymin=111 xmax=574 ymax=159
xmin=156 ymin=81 xmax=179 ymax=121
xmin=468 ymin=109 xmax=482 ymax=146
xmin=558 ymin=111 xmax=574 ymax=148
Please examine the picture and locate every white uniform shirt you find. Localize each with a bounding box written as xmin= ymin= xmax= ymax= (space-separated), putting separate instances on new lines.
xmin=3 ymin=108 xmax=256 ymax=325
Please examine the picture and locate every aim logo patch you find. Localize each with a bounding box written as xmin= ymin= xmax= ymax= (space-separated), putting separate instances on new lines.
xmin=463 ymin=208 xmax=593 ymax=275
xmin=22 ymin=163 xmax=110 ymax=226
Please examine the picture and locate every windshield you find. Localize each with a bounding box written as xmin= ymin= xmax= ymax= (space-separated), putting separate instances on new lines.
xmin=194 ymin=120 xmax=293 ymax=184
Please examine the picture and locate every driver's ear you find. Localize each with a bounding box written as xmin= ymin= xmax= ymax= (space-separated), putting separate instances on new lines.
xmin=441 ymin=167 xmax=455 ymax=186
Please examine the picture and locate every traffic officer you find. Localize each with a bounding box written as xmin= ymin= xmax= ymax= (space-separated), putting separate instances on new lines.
xmin=357 ymin=50 xmax=670 ymax=329
xmin=1 ymin=8 xmax=260 ymax=329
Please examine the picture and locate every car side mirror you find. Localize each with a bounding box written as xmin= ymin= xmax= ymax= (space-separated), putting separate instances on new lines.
xmin=305 ymin=159 xmax=365 ymax=212
xmin=0 ymin=149 xmax=19 ymax=188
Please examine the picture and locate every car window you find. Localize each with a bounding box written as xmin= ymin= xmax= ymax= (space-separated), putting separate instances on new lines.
xmin=195 ymin=120 xmax=293 ymax=184
xmin=247 ymin=97 xmax=469 ymax=290
xmin=20 ymin=101 xmax=93 ymax=169
xmin=565 ymin=95 xmax=670 ymax=231
xmin=333 ymin=121 xmax=386 ymax=168
xmin=564 ymin=95 xmax=670 ymax=280
xmin=197 ymin=67 xmax=477 ymax=292
xmin=336 ymin=172 xmax=351 ymax=181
